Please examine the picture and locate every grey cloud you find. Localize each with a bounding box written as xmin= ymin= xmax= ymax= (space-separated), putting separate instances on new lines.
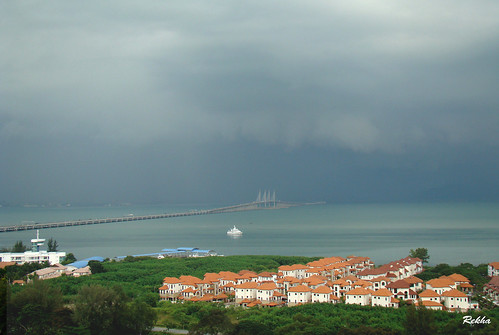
xmin=1 ymin=1 xmax=499 ymax=204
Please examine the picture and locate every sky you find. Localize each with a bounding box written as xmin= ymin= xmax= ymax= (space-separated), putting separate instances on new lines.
xmin=1 ymin=1 xmax=499 ymax=205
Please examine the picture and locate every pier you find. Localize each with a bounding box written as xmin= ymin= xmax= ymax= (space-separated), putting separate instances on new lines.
xmin=0 ymin=198 xmax=318 ymax=233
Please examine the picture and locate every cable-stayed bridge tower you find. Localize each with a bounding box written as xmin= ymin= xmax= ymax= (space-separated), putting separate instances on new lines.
xmin=256 ymin=190 xmax=276 ymax=208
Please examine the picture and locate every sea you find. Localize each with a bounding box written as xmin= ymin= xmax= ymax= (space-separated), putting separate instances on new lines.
xmin=0 ymin=202 xmax=497 ymax=266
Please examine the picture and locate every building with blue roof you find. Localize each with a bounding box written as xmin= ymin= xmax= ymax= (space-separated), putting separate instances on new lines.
xmin=114 ymin=247 xmax=217 ymax=260
xmin=66 ymin=256 xmax=105 ymax=270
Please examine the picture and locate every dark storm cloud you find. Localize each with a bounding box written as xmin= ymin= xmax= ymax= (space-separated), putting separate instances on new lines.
xmin=1 ymin=1 xmax=499 ymax=204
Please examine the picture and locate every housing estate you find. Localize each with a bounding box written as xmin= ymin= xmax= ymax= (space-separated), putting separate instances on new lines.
xmin=157 ymin=255 xmax=487 ymax=312
xmin=157 ymin=255 xmax=452 ymax=311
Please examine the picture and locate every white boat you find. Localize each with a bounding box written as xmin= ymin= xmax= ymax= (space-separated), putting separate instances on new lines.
xmin=227 ymin=225 xmax=243 ymax=236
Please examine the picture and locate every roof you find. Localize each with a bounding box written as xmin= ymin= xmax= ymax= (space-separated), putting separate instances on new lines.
xmin=426 ymin=278 xmax=454 ymax=288
xmin=163 ymin=277 xmax=181 ymax=284
xmin=489 ymin=262 xmax=499 ymax=270
xmin=35 ymin=267 xmax=58 ymax=276
xmin=288 ymin=285 xmax=311 ymax=293
xmin=372 ymin=288 xmax=393 ymax=297
xmin=236 ymin=282 xmax=258 ymax=289
xmin=0 ymin=261 xmax=17 ymax=269
xmin=345 ymin=288 xmax=371 ymax=296
xmin=419 ymin=289 xmax=440 ymax=297
xmin=74 ymin=266 xmax=90 ymax=273
xmin=66 ymin=256 xmax=104 ymax=269
xmin=312 ymin=286 xmax=332 ymax=294
xmin=418 ymin=300 xmax=443 ymax=307
xmin=404 ymin=276 xmax=424 ymax=284
xmin=441 ymin=289 xmax=468 ymax=297
xmin=386 ymin=280 xmax=411 ymax=289
xmin=258 ymin=282 xmax=277 ymax=290
xmin=448 ymin=273 xmax=470 ymax=282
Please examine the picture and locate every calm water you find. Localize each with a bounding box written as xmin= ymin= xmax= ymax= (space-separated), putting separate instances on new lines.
xmin=0 ymin=203 xmax=497 ymax=266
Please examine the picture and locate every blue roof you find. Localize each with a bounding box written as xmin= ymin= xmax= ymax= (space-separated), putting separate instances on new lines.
xmin=82 ymin=256 xmax=105 ymax=262
xmin=194 ymin=250 xmax=213 ymax=253
xmin=130 ymin=253 xmax=162 ymax=257
xmin=177 ymin=247 xmax=198 ymax=251
xmin=67 ymin=256 xmax=104 ymax=269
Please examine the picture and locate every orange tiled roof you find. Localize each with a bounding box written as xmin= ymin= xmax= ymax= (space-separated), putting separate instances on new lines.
xmin=332 ymin=278 xmax=347 ymax=285
xmin=258 ymin=282 xmax=277 ymax=290
xmin=282 ymin=276 xmax=301 ymax=283
xmin=427 ymin=278 xmax=454 ymax=288
xmin=489 ymin=262 xmax=499 ymax=270
xmin=159 ymin=285 xmax=169 ymax=290
xmin=288 ymin=285 xmax=311 ymax=292
xmin=312 ymin=286 xmax=332 ymax=294
xmin=199 ymin=294 xmax=215 ymax=301
xmin=419 ymin=289 xmax=440 ymax=297
xmin=343 ymin=275 xmax=359 ymax=282
xmin=418 ymin=300 xmax=443 ymax=307
xmin=371 ymin=276 xmax=391 ymax=282
xmin=163 ymin=277 xmax=181 ymax=284
xmin=204 ymin=272 xmax=222 ymax=279
xmin=372 ymin=288 xmax=393 ymax=297
xmin=448 ymin=273 xmax=470 ymax=283
xmin=345 ymin=287 xmax=371 ymax=295
xmin=386 ymin=280 xmax=410 ymax=289
xmin=404 ymin=276 xmax=424 ymax=284
xmin=236 ymin=282 xmax=259 ymax=289
xmin=441 ymin=289 xmax=468 ymax=297
xmin=247 ymin=300 xmax=262 ymax=307
xmin=0 ymin=262 xmax=17 ymax=269
xmin=353 ymin=280 xmax=372 ymax=288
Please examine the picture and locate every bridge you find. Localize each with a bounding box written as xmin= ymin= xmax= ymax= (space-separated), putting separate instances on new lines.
xmin=0 ymin=198 xmax=308 ymax=233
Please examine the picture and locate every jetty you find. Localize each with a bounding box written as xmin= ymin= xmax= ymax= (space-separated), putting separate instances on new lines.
xmin=0 ymin=194 xmax=323 ymax=233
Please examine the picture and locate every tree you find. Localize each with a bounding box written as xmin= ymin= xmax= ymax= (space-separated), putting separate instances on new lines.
xmin=189 ymin=309 xmax=234 ymax=335
xmin=62 ymin=252 xmax=77 ymax=265
xmin=404 ymin=304 xmax=436 ymax=335
xmin=88 ymin=260 xmax=105 ymax=274
xmin=409 ymin=248 xmax=429 ymax=264
xmin=274 ymin=313 xmax=330 ymax=335
xmin=47 ymin=238 xmax=59 ymax=252
xmin=11 ymin=240 xmax=28 ymax=252
xmin=73 ymin=284 xmax=156 ymax=335
xmin=7 ymin=279 xmax=73 ymax=335
xmin=230 ymin=320 xmax=273 ymax=335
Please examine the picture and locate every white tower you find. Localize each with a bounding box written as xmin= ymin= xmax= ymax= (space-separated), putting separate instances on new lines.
xmin=31 ymin=230 xmax=45 ymax=252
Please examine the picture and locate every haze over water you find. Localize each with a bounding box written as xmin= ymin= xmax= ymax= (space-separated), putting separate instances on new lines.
xmin=0 ymin=202 xmax=497 ymax=266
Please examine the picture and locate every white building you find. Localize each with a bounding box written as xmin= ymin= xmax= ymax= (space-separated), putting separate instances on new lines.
xmin=287 ymin=285 xmax=312 ymax=306
xmin=235 ymin=282 xmax=258 ymax=303
xmin=256 ymin=282 xmax=277 ymax=304
xmin=488 ymin=262 xmax=499 ymax=277
xmin=441 ymin=289 xmax=470 ymax=312
xmin=311 ymin=286 xmax=333 ymax=303
xmin=345 ymin=288 xmax=372 ymax=306
xmin=0 ymin=231 xmax=66 ymax=265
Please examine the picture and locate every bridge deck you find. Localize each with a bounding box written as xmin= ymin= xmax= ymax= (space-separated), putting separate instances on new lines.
xmin=0 ymin=201 xmax=300 ymax=233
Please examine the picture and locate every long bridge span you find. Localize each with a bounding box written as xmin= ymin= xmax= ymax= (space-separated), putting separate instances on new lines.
xmin=0 ymin=200 xmax=312 ymax=233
